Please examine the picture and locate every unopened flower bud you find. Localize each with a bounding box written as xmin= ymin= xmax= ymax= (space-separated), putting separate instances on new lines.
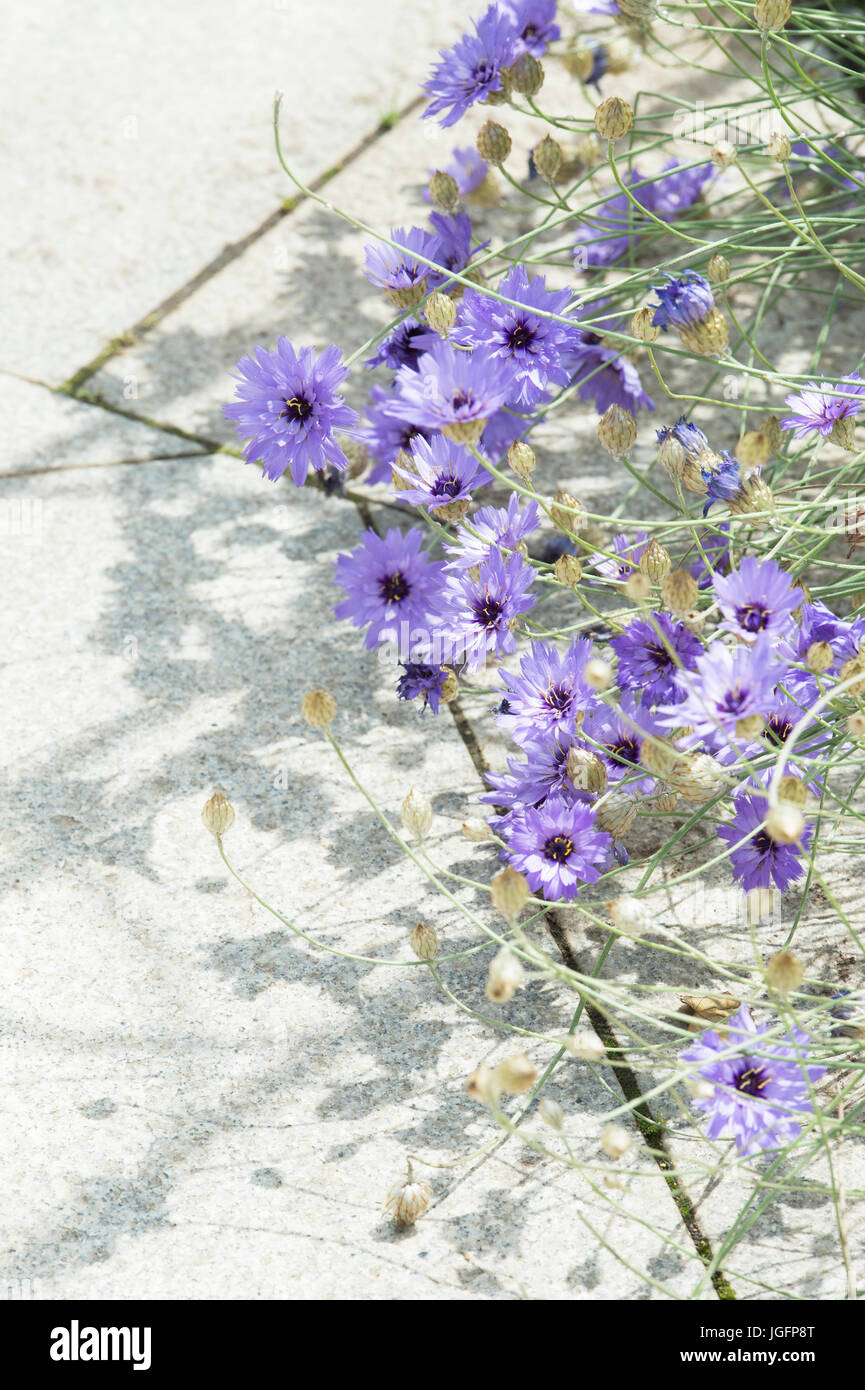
xmin=401 ymin=787 xmax=433 ymax=841
xmin=652 ymin=784 xmax=679 ymax=813
xmin=508 ymin=440 xmax=536 ymax=480
xmin=532 ymin=133 xmax=562 ymax=182
xmin=539 ymin=1097 xmax=564 ymax=1130
xmin=671 ymin=752 xmax=727 ymax=802
xmin=840 ymin=652 xmax=865 ymax=695
xmin=639 ymin=537 xmax=672 ymax=582
xmin=386 ymin=1167 xmax=432 ymax=1227
xmin=428 ymin=169 xmax=460 ymax=212
xmin=847 ymin=712 xmax=865 ymax=737
xmin=477 ymin=119 xmax=511 ymax=166
xmin=735 ymin=714 xmax=764 ymax=740
xmin=767 ymin=130 xmax=792 ymax=163
xmin=806 ymin=640 xmax=833 ymax=673
xmin=712 ymin=140 xmax=737 ymax=168
xmin=639 ymin=734 xmax=678 ymax=780
xmin=554 ymin=553 xmax=583 ymax=587
xmin=616 ymin=0 xmax=657 ymax=18
xmin=830 ymin=416 xmax=857 ymax=451
xmin=598 ymin=404 xmax=637 ymax=457
xmin=630 ymin=306 xmax=660 ymax=343
xmin=491 ymin=865 xmax=530 ymax=918
xmin=624 ymin=570 xmax=652 ymax=604
xmin=594 ymin=96 xmax=633 ymax=141
xmin=761 ymin=415 xmax=783 ymax=451
xmin=584 ymin=657 xmax=612 ymax=691
xmin=410 ymin=922 xmax=439 ymax=961
xmin=551 ymin=489 xmax=583 ymax=533
xmin=778 ymin=774 xmax=807 ymax=807
xmin=707 ymin=252 xmax=731 ymax=284
xmin=486 ymin=946 xmax=525 ymax=1004
xmin=425 ymin=289 xmax=457 ymax=336
xmin=737 ymin=430 xmax=771 ymax=468
xmin=509 ymin=52 xmax=544 ymax=96
xmin=494 ymin=1053 xmax=537 ymax=1095
xmin=661 ymin=568 xmax=699 ymax=616
xmin=600 ymin=1122 xmax=631 ymax=1160
xmin=466 ymin=1063 xmax=498 ymax=1102
xmin=201 ymin=792 xmax=235 ymax=838
xmin=301 ymin=689 xmax=337 ymax=728
xmin=567 ymin=746 xmax=608 ymax=794
xmin=440 ymin=670 xmax=459 ymax=702
xmin=607 ymin=895 xmax=651 ymax=935
xmin=564 ymin=1029 xmax=605 ymax=1061
xmin=595 ymin=794 xmax=638 ymax=839
xmin=754 ymin=0 xmax=792 ymax=33
xmin=563 ymin=41 xmax=595 ymax=81
xmin=679 ymin=307 xmax=729 ymax=357
xmin=766 ymin=801 xmax=805 ymax=844
xmin=766 ymin=948 xmax=804 ymax=996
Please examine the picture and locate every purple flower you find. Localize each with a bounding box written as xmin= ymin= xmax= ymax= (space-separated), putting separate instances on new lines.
xmin=680 ymin=1004 xmax=826 ymax=1157
xmin=658 ymin=635 xmax=784 ymax=751
xmin=483 ymin=729 xmax=583 ymax=813
xmin=455 ymin=265 xmax=583 ymax=406
xmin=717 ymin=795 xmax=811 ymax=893
xmin=651 ymin=271 xmax=715 ymax=331
xmin=638 ymin=160 xmax=715 ymax=218
xmin=392 ymin=434 xmax=489 ymax=511
xmin=611 ymin=612 xmax=703 ymax=704
xmin=334 ymin=527 xmax=444 ymax=654
xmin=363 ymin=226 xmax=442 ymax=295
xmin=423 ymin=5 xmax=518 ymax=128
xmin=358 ymin=385 xmax=433 ymax=486
xmin=426 ymin=147 xmax=490 ymax=200
xmin=365 ymin=318 xmax=438 ymax=370
xmin=581 ymin=694 xmax=666 ymax=794
xmin=689 ymin=523 xmax=731 ymax=590
xmin=657 ymin=416 xmax=711 ymax=461
xmin=427 ymin=211 xmax=484 ymax=289
xmin=444 ymin=491 xmax=540 ymax=568
xmin=572 ymin=175 xmax=646 ymax=269
xmin=224 ymin=339 xmax=359 ymax=486
xmin=396 ymin=662 xmax=450 ymax=713
xmin=506 ymin=0 xmax=560 ymax=56
xmin=591 ymin=531 xmax=650 ymax=584
xmin=570 ymin=336 xmax=655 ymax=415
xmin=390 ymin=341 xmax=513 ymax=439
xmin=702 ymin=452 xmax=742 ymax=515
xmin=781 ymin=373 xmax=865 ymax=438
xmin=503 ymin=794 xmax=612 ymax=901
xmin=713 ymin=556 xmax=804 ymax=642
xmin=779 ymin=598 xmax=865 ymax=677
xmin=437 ymin=548 xmax=535 ymax=670
xmin=479 ymin=404 xmax=537 ymax=460
xmin=495 ymin=638 xmax=597 ymax=746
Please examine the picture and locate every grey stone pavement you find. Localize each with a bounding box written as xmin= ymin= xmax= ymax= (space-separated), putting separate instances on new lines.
xmin=1 ymin=2 xmax=862 ymax=1301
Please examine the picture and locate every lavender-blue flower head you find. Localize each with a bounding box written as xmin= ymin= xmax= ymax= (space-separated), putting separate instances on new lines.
xmin=396 ymin=662 xmax=450 ymax=713
xmin=503 ymin=794 xmax=612 ymax=902
xmin=423 ymin=5 xmax=518 ymax=128
xmin=444 ymin=491 xmax=540 ymax=569
xmin=494 ymin=638 xmax=597 ymax=746
xmin=393 ymin=434 xmax=489 ymax=512
xmin=781 ymin=373 xmax=865 ymax=439
xmin=717 ymin=795 xmax=811 ymax=893
xmin=363 ymin=226 xmax=443 ymax=304
xmin=713 ymin=555 xmax=804 ymax=642
xmin=333 ymin=527 xmax=444 ymax=654
xmin=390 ymin=341 xmax=513 ymax=442
xmin=657 ymin=634 xmax=785 ymax=751
xmin=357 ymin=384 xmax=433 ymax=485
xmin=651 ymin=271 xmax=715 ymax=332
xmin=224 ymin=338 xmax=359 ymax=486
xmin=506 ymin=0 xmax=560 ymax=56
xmin=365 ymin=317 xmax=438 ymax=371
xmin=611 ymin=612 xmax=703 ymax=705
xmin=437 ymin=547 xmax=535 ymax=670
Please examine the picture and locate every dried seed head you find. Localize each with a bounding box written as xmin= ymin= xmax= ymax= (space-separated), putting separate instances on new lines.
xmin=539 ymin=1097 xmax=564 ymax=1130
xmin=386 ymin=1169 xmax=432 ymax=1227
xmin=564 ymin=1028 xmax=605 ymax=1061
xmin=847 ymin=712 xmax=865 ymax=738
xmin=652 ymin=784 xmax=679 ymax=813
xmin=639 ymin=537 xmax=672 ymax=583
xmin=466 ymin=1063 xmax=498 ymax=1102
xmin=201 ymin=792 xmax=235 ymax=838
xmin=554 ymin=553 xmax=583 ymax=587
xmin=671 ymin=752 xmax=727 ymax=802
xmin=576 ymin=131 xmax=604 ymax=167
xmin=584 ymin=657 xmax=612 ymax=691
xmin=766 ymin=948 xmax=804 ymax=996
xmin=840 ymin=652 xmax=865 ymax=695
xmin=661 ymin=568 xmax=699 ymax=616
xmin=339 ymin=435 xmax=370 ymax=479
xmin=428 ymin=169 xmax=460 ymax=212
xmin=658 ymin=433 xmax=687 ymax=480
xmin=623 ymin=570 xmax=652 ymax=604
xmin=766 ymin=801 xmax=805 ymax=844
xmin=639 ymin=734 xmax=679 ymax=780
xmin=442 ymin=418 xmax=487 ymax=445
xmin=630 ymin=305 xmax=660 ymax=343
xmin=551 ymin=489 xmax=583 ymax=533
xmin=434 ymin=496 xmax=471 ymax=523
xmin=737 ymin=430 xmax=771 ymax=469
xmin=301 ymin=689 xmax=338 ymax=729
xmin=830 ymin=416 xmax=857 ymax=451
xmin=712 ymin=140 xmax=738 ymax=168
xmin=490 ymin=865 xmax=530 ymax=919
xmin=735 ymin=713 xmax=765 ymax=740
xmin=761 ymin=415 xmax=783 ymax=451
xmin=495 ymin=1053 xmax=538 ymax=1095
xmin=567 ymin=746 xmax=608 ymax=794
xmin=777 ymin=775 xmax=806 ymax=808
xmin=387 ymin=281 xmax=428 ymax=311
xmin=462 ymin=816 xmax=493 ymax=842
xmin=594 ymin=96 xmax=633 ymax=142
xmin=532 ymin=133 xmax=563 ymax=182
xmin=598 ymin=404 xmax=638 ymax=457
xmin=616 ymin=0 xmax=657 ymax=18
xmin=806 ymin=640 xmax=834 ymax=674
xmin=681 ymin=993 xmax=740 ymax=1028
xmin=401 ymin=787 xmax=433 ymax=841
xmin=410 ymin=922 xmax=439 ymax=961
xmin=595 ymin=794 xmax=638 ymax=839
xmin=425 ymin=289 xmax=457 ymax=336
xmin=606 ymin=37 xmax=634 ymax=72
xmin=707 ymin=252 xmax=731 ymax=284
xmin=600 ymin=1122 xmax=631 ymax=1160
xmin=509 ymin=52 xmax=544 ymax=96
xmin=440 ymin=670 xmax=459 ymax=703
xmin=562 ymin=41 xmax=595 ymax=81
xmin=486 ymin=946 xmax=525 ymax=1004
xmin=767 ymin=130 xmax=792 ymax=163
xmin=477 ymin=119 xmax=512 ymax=166
xmin=678 ymin=307 xmax=729 ymax=357
xmin=507 ymin=440 xmax=537 ymax=480
xmin=754 ymin=0 xmax=792 ymax=32
xmin=607 ymin=895 xmax=651 ymax=934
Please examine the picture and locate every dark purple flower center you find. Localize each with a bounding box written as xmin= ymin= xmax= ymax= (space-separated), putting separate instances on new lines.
xmin=544 ymin=833 xmax=574 ymax=863
xmin=734 ymin=1063 xmax=771 ymax=1096
xmin=282 ymin=394 xmax=313 ymax=423
xmin=506 ymin=320 xmax=536 ymax=353
xmin=473 ymin=61 xmax=495 ymax=85
xmin=431 ymin=471 xmax=463 ymax=498
xmin=542 ymin=683 xmax=573 ymax=712
xmin=718 ymin=684 xmax=748 ymax=715
xmin=647 ymin=641 xmax=673 ymax=672
xmin=451 ymin=388 xmax=476 ymax=413
xmin=474 ymin=594 xmax=505 ymax=628
xmin=606 ymin=737 xmax=640 ymax=766
xmin=735 ymin=602 xmax=770 ymax=633
xmin=380 ymin=570 xmax=411 ymax=603
xmin=764 ymin=716 xmax=793 ymax=747
xmin=752 ymin=829 xmax=775 ymax=856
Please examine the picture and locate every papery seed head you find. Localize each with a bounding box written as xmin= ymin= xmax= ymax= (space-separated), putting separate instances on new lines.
xmin=630 ymin=305 xmax=660 ymax=342
xmin=401 ymin=787 xmax=433 ymax=841
xmin=595 ymin=794 xmax=638 ymax=839
xmin=507 ymin=440 xmax=536 ymax=480
xmin=767 ymin=130 xmax=792 ymax=163
xmin=806 ymin=640 xmax=834 ymax=674
xmin=766 ymin=801 xmax=805 ymax=844
xmin=754 ymin=0 xmax=792 ymax=32
xmin=494 ymin=1053 xmax=538 ymax=1095
xmin=639 ymin=734 xmax=678 ymax=779
xmin=477 ymin=119 xmax=512 ymax=166
xmin=387 ymin=281 xmax=428 ymax=312
xmin=554 ymin=553 xmax=583 ymax=587
xmin=567 ymin=746 xmax=608 ymax=794
xmin=539 ymin=1096 xmax=564 ymax=1130
xmin=639 ymin=537 xmax=672 ymax=583
xmin=386 ymin=1171 xmax=432 ymax=1227
xmin=766 ymin=948 xmax=804 ymax=995
xmin=594 ymin=96 xmax=633 ymax=141
xmin=564 ymin=1028 xmax=605 ymax=1061
xmin=658 ymin=434 xmax=687 ymax=480
xmin=491 ymin=865 xmax=530 ymax=919
xmin=510 ymin=52 xmax=544 ymax=96
xmin=410 ymin=922 xmax=439 ymax=961
xmin=661 ymin=568 xmax=699 ymax=616
xmin=584 ymin=657 xmax=612 ymax=691
xmin=551 ymin=489 xmax=583 ymax=533
xmin=598 ymin=404 xmax=638 ymax=457
xmin=679 ymin=307 xmax=729 ymax=356
xmin=778 ymin=774 xmax=807 ymax=807
xmin=707 ymin=252 xmax=731 ymax=284
xmin=846 ymin=712 xmax=865 ymax=737
xmin=462 ymin=816 xmax=493 ymax=842
xmin=671 ymin=752 xmax=727 ymax=802
xmin=442 ymin=418 xmax=487 ymax=445
xmin=485 ymin=946 xmax=525 ymax=1004
xmin=201 ymin=792 xmax=235 ymax=838
xmin=606 ymin=37 xmax=634 ymax=72
xmin=840 ymin=653 xmax=865 ymax=695
xmin=440 ymin=670 xmax=459 ymax=703
xmin=532 ymin=133 xmax=563 ymax=182
xmin=761 ymin=415 xmax=782 ymax=451
xmin=600 ymin=1122 xmax=631 ymax=1159
xmin=712 ymin=140 xmax=738 ymax=168
xmin=737 ymin=430 xmax=771 ymax=468
xmin=301 ymin=689 xmax=338 ymax=729
xmin=425 ymin=289 xmax=457 ymax=336
xmin=607 ymin=895 xmax=651 ymax=934
xmin=466 ymin=1063 xmax=498 ymax=1102
xmin=624 ymin=570 xmax=652 ymax=604
xmin=830 ymin=416 xmax=857 ymax=451
xmin=428 ymin=169 xmax=460 ymax=212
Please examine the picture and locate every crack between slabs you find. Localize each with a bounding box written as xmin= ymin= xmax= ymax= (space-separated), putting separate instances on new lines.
xmin=57 ymin=95 xmax=424 ymax=398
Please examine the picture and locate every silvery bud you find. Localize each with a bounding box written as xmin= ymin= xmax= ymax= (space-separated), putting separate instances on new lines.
xmin=639 ymin=537 xmax=671 ymax=582
xmin=766 ymin=801 xmax=805 ymax=844
xmin=630 ymin=305 xmax=660 ymax=342
xmin=661 ymin=568 xmax=699 ymax=616
xmin=767 ymin=130 xmax=792 ymax=163
xmin=385 ymin=1167 xmax=432 ymax=1227
xmin=410 ymin=922 xmax=439 ymax=961
xmin=806 ymin=640 xmax=833 ymax=673
xmin=598 ymin=404 xmax=637 ymax=457
xmin=778 ymin=775 xmax=807 ymax=807
xmin=707 ymin=252 xmax=731 ymax=284
xmin=567 ymin=747 xmax=607 ymax=794
xmin=564 ymin=1029 xmax=605 ymax=1061
xmin=301 ymin=689 xmax=337 ymax=728
xmin=494 ymin=1054 xmax=537 ymax=1095
xmin=508 ymin=440 xmax=536 ymax=480
xmin=425 ymin=289 xmax=457 ymax=336
xmin=766 ymin=948 xmax=803 ymax=996
xmin=490 ymin=865 xmax=530 ymax=919
xmin=539 ymin=1097 xmax=564 ymax=1130
xmin=462 ymin=817 xmax=494 ymax=842
xmin=754 ymin=0 xmax=792 ymax=32
xmin=606 ymin=895 xmax=651 ymax=935
xmin=600 ymin=1122 xmax=631 ymax=1160
xmin=532 ymin=133 xmax=562 ymax=182
xmin=401 ymin=787 xmax=433 ymax=841
xmin=551 ymin=490 xmax=583 ymax=534
xmin=510 ymin=52 xmax=544 ymax=96
xmin=486 ymin=946 xmax=525 ymax=1004
xmin=595 ymin=794 xmax=638 ymax=839
xmin=554 ymin=553 xmax=583 ymax=587
xmin=201 ymin=792 xmax=235 ymax=838
xmin=428 ymin=169 xmax=460 ymax=212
